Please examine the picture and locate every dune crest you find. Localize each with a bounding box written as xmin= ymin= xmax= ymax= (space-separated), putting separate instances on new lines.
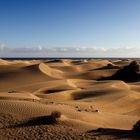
xmin=39 ymin=63 xmax=65 ymax=79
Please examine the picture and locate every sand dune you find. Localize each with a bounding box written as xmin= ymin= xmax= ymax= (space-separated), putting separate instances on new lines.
xmin=0 ymin=63 xmax=54 ymax=92
xmin=100 ymin=60 xmax=140 ymax=82
xmin=0 ymin=59 xmax=140 ymax=139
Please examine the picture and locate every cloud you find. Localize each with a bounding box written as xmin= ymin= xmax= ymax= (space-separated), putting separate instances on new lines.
xmin=38 ymin=45 xmax=43 ymax=51
xmin=0 ymin=43 xmax=6 ymax=52
xmin=0 ymin=45 xmax=140 ymax=57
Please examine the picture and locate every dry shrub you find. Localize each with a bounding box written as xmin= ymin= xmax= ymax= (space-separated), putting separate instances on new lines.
xmin=129 ymin=61 xmax=140 ymax=72
xmin=50 ymin=111 xmax=62 ymax=123
xmin=133 ymin=120 xmax=140 ymax=133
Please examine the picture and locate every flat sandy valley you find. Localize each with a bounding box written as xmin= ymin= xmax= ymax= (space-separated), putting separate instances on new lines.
xmin=0 ymin=58 xmax=140 ymax=140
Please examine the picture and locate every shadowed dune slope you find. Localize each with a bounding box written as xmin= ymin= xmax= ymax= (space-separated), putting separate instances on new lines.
xmin=100 ymin=61 xmax=140 ymax=82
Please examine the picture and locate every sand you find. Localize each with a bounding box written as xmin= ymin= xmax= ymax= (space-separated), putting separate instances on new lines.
xmin=0 ymin=59 xmax=139 ymax=140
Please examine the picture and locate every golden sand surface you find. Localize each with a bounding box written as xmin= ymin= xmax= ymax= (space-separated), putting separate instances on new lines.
xmin=0 ymin=59 xmax=139 ymax=139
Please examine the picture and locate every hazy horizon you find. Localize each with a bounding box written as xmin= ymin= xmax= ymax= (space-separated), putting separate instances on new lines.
xmin=0 ymin=0 xmax=140 ymax=57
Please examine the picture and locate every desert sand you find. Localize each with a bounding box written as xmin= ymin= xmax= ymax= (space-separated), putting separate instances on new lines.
xmin=0 ymin=58 xmax=140 ymax=139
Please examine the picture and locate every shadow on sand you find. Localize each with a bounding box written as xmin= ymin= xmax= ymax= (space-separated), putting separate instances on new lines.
xmin=86 ymin=128 xmax=140 ymax=139
xmin=6 ymin=111 xmax=61 ymax=128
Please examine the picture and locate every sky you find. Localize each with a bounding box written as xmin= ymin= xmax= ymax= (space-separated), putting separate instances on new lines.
xmin=0 ymin=0 xmax=140 ymax=57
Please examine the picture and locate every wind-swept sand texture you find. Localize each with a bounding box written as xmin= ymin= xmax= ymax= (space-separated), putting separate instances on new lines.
xmin=0 ymin=59 xmax=140 ymax=139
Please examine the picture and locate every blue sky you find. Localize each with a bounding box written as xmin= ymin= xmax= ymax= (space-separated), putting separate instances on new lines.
xmin=0 ymin=0 xmax=140 ymax=57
